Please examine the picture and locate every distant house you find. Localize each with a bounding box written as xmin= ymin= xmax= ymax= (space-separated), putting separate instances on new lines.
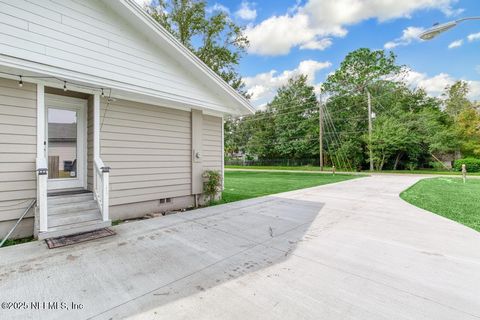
xmin=432 ymin=151 xmax=462 ymax=170
xmin=0 ymin=0 xmax=254 ymax=240
xmin=47 ymin=123 xmax=77 ymax=178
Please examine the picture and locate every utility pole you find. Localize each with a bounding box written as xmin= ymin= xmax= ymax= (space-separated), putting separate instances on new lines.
xmin=367 ymin=90 xmax=373 ymax=171
xmin=319 ymin=98 xmax=324 ymax=171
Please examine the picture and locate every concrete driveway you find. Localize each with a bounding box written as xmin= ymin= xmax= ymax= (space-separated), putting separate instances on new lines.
xmin=1 ymin=175 xmax=479 ymax=320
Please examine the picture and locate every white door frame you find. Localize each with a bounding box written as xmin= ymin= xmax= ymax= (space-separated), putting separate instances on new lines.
xmin=45 ymin=94 xmax=88 ymax=191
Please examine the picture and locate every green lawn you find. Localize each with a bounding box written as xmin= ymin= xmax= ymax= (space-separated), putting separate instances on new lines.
xmin=226 ymin=165 xmax=480 ymax=176
xmin=220 ymin=170 xmax=359 ymax=204
xmin=226 ymin=165 xmax=333 ymax=172
xmin=401 ymin=177 xmax=480 ymax=232
xmin=378 ymin=169 xmax=480 ymax=176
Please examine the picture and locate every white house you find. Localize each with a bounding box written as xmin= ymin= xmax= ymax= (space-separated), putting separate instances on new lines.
xmin=0 ymin=0 xmax=254 ymax=240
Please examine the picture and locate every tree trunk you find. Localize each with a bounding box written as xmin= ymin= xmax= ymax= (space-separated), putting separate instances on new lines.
xmin=393 ymin=152 xmax=403 ymax=170
xmin=378 ymin=154 xmax=386 ymax=171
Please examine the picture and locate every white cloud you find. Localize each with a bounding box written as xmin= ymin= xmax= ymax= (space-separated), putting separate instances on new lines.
xmin=244 ymin=60 xmax=331 ymax=106
xmin=467 ymin=32 xmax=480 ymax=42
xmin=303 ymin=0 xmax=459 ymax=27
xmin=404 ymin=69 xmax=480 ymax=100
xmin=299 ymin=38 xmax=333 ymax=50
xmin=246 ymin=0 xmax=459 ymax=56
xmin=405 ymin=71 xmax=452 ymax=96
xmin=235 ymin=1 xmax=257 ymax=21
xmin=206 ymin=3 xmax=230 ymax=15
xmin=384 ymin=26 xmax=425 ymax=49
xmin=448 ymin=39 xmax=463 ymax=49
xmin=245 ymin=14 xmax=331 ymax=55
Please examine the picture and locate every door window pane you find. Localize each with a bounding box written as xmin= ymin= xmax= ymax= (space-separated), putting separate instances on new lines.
xmin=48 ymin=108 xmax=77 ymax=179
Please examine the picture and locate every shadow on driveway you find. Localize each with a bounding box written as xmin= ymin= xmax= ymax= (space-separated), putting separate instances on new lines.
xmin=0 ymin=196 xmax=324 ymax=320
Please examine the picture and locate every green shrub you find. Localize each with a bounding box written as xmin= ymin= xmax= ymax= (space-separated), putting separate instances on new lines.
xmin=203 ymin=170 xmax=222 ymax=204
xmin=406 ymin=162 xmax=417 ymax=171
xmin=429 ymin=161 xmax=449 ymax=171
xmin=454 ymin=158 xmax=480 ymax=172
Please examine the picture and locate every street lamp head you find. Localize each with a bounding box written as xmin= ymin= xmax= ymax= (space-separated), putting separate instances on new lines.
xmin=419 ymin=21 xmax=457 ymax=40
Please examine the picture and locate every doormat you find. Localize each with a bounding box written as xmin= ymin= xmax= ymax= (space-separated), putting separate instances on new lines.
xmin=45 ymin=228 xmax=116 ymax=249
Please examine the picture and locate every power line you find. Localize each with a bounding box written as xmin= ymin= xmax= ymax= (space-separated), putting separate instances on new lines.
xmin=238 ymin=83 xmax=408 ymax=119
xmin=234 ymin=105 xmax=320 ymax=122
xmin=323 ymin=104 xmax=354 ymax=171
xmin=234 ymin=99 xmax=319 ymax=116
xmin=243 ymin=105 xmax=365 ymax=126
xmin=230 ymin=103 xmax=369 ymax=125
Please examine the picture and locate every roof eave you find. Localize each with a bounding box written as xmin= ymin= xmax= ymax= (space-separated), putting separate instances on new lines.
xmin=113 ymin=0 xmax=255 ymax=115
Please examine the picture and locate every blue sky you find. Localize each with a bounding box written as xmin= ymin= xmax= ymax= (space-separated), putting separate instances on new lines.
xmin=215 ymin=0 xmax=480 ymax=107
xmin=140 ymin=0 xmax=480 ymax=107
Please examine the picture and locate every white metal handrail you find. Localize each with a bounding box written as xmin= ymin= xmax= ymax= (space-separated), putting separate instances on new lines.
xmin=36 ymin=157 xmax=48 ymax=232
xmin=0 ymin=199 xmax=36 ymax=247
xmin=94 ymin=157 xmax=110 ymax=221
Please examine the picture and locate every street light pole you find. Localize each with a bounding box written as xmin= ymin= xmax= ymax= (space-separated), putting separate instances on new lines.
xmin=367 ymin=90 xmax=373 ymax=171
xmin=319 ymin=97 xmax=324 ymax=171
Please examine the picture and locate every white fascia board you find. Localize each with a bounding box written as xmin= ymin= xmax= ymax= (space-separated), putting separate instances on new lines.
xmin=107 ymin=0 xmax=255 ymax=116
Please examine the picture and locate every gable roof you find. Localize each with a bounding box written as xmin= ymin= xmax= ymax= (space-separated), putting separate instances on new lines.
xmin=0 ymin=0 xmax=254 ymax=115
xmin=105 ymin=0 xmax=255 ymax=115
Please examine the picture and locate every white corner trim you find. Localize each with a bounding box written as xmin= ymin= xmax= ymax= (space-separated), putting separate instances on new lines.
xmin=36 ymin=84 xmax=45 ymax=158
xmin=93 ymin=94 xmax=100 ymax=160
xmin=221 ymin=115 xmax=225 ymax=191
xmin=36 ymin=83 xmax=48 ymax=233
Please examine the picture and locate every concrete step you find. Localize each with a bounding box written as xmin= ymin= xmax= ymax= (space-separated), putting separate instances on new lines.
xmin=48 ymin=209 xmax=102 ymax=228
xmin=48 ymin=200 xmax=98 ymax=215
xmin=38 ymin=220 xmax=111 ymax=240
xmin=48 ymin=193 xmax=94 ymax=206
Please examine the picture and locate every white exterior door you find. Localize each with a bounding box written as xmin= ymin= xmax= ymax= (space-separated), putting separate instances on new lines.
xmin=45 ymin=94 xmax=87 ymax=191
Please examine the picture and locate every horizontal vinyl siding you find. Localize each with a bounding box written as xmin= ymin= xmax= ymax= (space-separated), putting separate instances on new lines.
xmin=202 ymin=115 xmax=222 ymax=171
xmin=0 ymin=0 xmax=227 ymax=109
xmin=0 ymin=78 xmax=36 ymax=221
xmin=100 ymin=99 xmax=192 ymax=206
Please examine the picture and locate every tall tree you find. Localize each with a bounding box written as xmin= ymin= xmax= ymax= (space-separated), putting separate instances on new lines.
xmin=368 ymin=116 xmax=411 ymax=170
xmin=443 ymin=81 xmax=472 ymax=118
xmin=323 ymin=48 xmax=402 ymax=96
xmin=268 ymin=75 xmax=318 ymax=159
xmin=455 ymin=107 xmax=480 ymax=157
xmin=234 ymin=75 xmax=319 ymax=161
xmin=148 ymin=0 xmax=249 ymax=94
xmin=322 ymin=48 xmax=403 ymax=169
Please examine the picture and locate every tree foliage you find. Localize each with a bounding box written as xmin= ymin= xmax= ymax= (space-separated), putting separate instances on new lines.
xmin=320 ymin=49 xmax=407 ymax=169
xmin=323 ymin=48 xmax=403 ymax=95
xmin=443 ymin=81 xmax=472 ymax=118
xmin=455 ymin=107 xmax=480 ymax=157
xmin=443 ymin=81 xmax=480 ymax=157
xmin=148 ymin=0 xmax=249 ymax=94
xmin=225 ymin=76 xmax=319 ymax=161
xmin=225 ymin=48 xmax=480 ymax=172
xmin=368 ymin=116 xmax=411 ymax=170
